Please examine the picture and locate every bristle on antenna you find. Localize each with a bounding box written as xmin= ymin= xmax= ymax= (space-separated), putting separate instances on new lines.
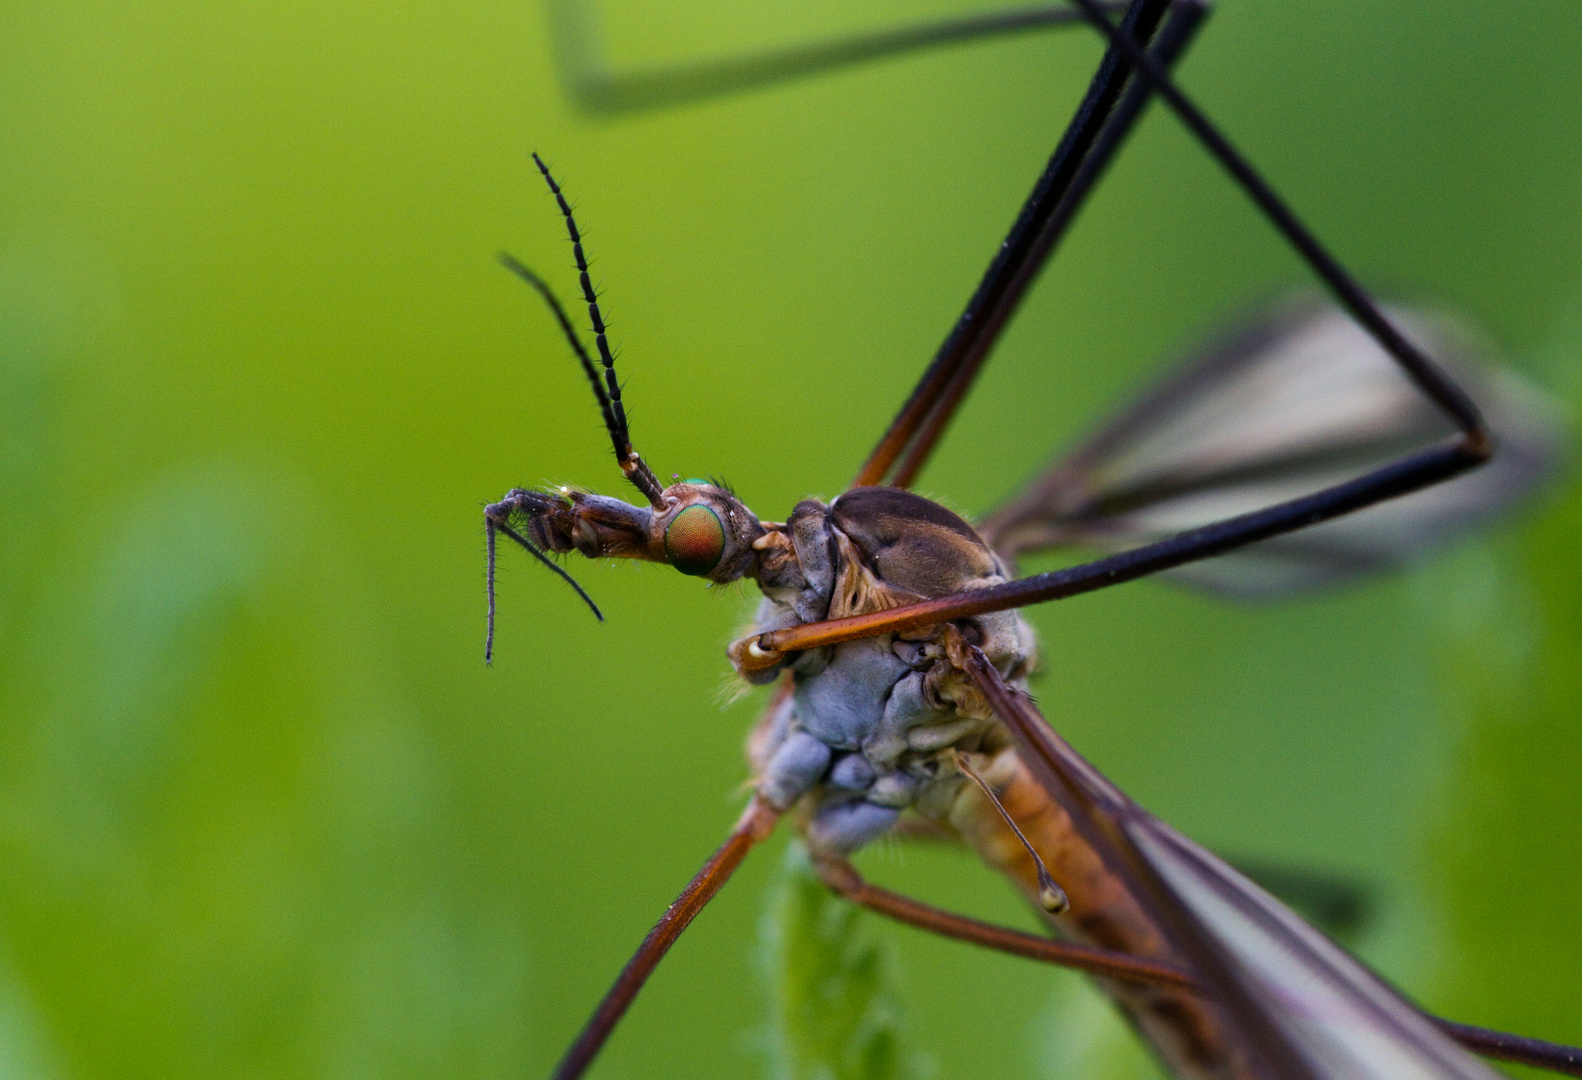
xmin=486 ymin=515 xmax=603 ymax=664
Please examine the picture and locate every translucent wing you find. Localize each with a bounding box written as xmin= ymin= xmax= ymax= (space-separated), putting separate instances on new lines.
xmin=965 ymin=652 xmax=1504 ymax=1080
xmin=977 ymin=295 xmax=1566 ymax=597
xmin=1121 ymin=820 xmax=1500 ymax=1080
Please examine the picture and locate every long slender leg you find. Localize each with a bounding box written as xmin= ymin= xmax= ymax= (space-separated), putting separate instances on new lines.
xmin=551 ymin=797 xmax=781 ymax=1080
xmin=727 ymin=0 xmax=1515 ymax=664
xmin=889 ymin=0 xmax=1208 ymax=487
xmin=814 ymin=853 xmax=1196 ymax=989
xmin=1433 ymin=1024 xmax=1582 ymax=1078
xmin=855 ymin=0 xmax=1173 ymax=488
xmin=816 ymin=857 xmax=1582 ymax=1077
xmin=742 ymin=436 xmax=1481 ymax=666
xmin=884 ymin=0 xmax=1485 ymax=490
xmin=553 ymin=0 xmax=1190 ymax=490
xmin=546 ymin=2 xmax=1130 ymax=116
xmin=1062 ymin=0 xmax=1485 ymax=433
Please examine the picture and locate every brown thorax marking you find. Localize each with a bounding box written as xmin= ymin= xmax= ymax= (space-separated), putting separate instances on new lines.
xmin=729 ymin=487 xmax=1025 ymax=676
xmin=828 ymin=529 xmax=926 ymax=621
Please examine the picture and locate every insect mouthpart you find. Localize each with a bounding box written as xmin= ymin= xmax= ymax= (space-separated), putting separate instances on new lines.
xmin=483 ymin=480 xmax=768 ymax=660
xmin=483 ymin=487 xmax=615 ymax=663
xmin=491 ymin=486 xmax=657 ymax=562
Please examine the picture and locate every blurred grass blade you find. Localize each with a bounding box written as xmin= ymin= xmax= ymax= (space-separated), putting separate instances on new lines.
xmin=759 ymin=843 xmax=923 ymax=1080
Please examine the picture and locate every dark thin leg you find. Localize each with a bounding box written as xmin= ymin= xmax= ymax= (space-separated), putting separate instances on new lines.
xmin=1061 ymin=0 xmax=1485 ymax=436
xmin=551 ymin=798 xmax=781 ymax=1080
xmin=1434 ymin=1022 xmax=1582 ymax=1078
xmin=879 ymin=0 xmax=1489 ymax=490
xmin=854 ymin=0 xmax=1174 ymax=488
xmin=732 ymin=0 xmax=1515 ymax=660
xmin=547 ymin=3 xmax=1130 ymax=116
xmin=889 ymin=0 xmax=1208 ymax=487
xmin=745 ymin=438 xmax=1481 ymax=664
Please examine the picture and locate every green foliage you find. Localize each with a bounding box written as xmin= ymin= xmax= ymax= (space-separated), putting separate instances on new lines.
xmin=1031 ymin=976 xmax=1163 ymax=1080
xmin=759 ymin=844 xmax=922 ymax=1080
xmin=1424 ymin=297 xmax=1582 ymax=1069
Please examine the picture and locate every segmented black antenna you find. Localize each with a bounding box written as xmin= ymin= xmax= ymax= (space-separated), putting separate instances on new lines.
xmin=530 ymin=152 xmax=667 ymax=507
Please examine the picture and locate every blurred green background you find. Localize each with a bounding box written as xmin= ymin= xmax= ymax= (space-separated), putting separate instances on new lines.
xmin=3 ymin=1 xmax=1581 ymax=1077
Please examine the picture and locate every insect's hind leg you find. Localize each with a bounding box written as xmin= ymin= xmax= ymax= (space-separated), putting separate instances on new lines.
xmin=1065 ymin=0 xmax=1486 ymax=440
xmin=866 ymin=0 xmax=1208 ymax=488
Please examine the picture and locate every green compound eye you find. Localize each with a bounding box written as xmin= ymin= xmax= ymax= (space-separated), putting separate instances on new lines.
xmin=664 ymin=504 xmax=726 ymax=576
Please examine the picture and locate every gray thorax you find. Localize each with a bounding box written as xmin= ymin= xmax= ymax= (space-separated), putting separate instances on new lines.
xmin=735 ymin=488 xmax=1035 ymax=854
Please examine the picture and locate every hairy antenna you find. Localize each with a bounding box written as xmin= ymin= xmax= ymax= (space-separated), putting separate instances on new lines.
xmin=531 ymin=153 xmax=666 ymax=507
xmin=486 ymin=513 xmax=603 ymax=664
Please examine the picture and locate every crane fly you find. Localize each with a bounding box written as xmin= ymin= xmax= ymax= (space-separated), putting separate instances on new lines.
xmin=482 ymin=2 xmax=1579 ymax=1078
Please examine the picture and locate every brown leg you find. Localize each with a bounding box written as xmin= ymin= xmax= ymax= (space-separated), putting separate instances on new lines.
xmin=811 ymin=854 xmax=1196 ymax=991
xmin=552 ymin=797 xmax=781 ymax=1080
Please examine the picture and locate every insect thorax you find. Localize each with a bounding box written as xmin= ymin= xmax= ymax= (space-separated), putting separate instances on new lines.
xmin=730 ymin=487 xmax=1035 ymax=854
